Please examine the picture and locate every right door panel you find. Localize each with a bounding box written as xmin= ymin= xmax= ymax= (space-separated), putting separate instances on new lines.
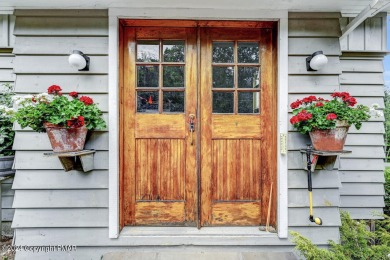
xmin=200 ymin=27 xmax=277 ymax=226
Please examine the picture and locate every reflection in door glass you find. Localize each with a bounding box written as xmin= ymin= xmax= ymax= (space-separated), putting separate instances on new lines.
xmin=212 ymin=66 xmax=234 ymax=88
xmin=163 ymin=92 xmax=185 ymax=113
xmin=212 ymin=42 xmax=234 ymax=63
xmin=238 ymin=92 xmax=260 ymax=113
xmin=137 ymin=65 xmax=159 ymax=88
xmin=213 ymin=92 xmax=234 ymax=113
xmin=163 ymin=41 xmax=185 ymax=62
xmin=137 ymin=41 xmax=160 ymax=62
xmin=137 ymin=91 xmax=159 ymax=113
xmin=237 ymin=42 xmax=259 ymax=63
xmin=238 ymin=67 xmax=260 ymax=88
xmin=163 ymin=66 xmax=185 ymax=88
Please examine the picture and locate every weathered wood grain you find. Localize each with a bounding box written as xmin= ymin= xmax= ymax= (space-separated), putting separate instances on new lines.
xmin=12 ymin=208 xmax=108 ymax=228
xmin=211 ymin=202 xmax=261 ymax=225
xmin=13 ymin=190 xmax=108 ymax=208
xmin=135 ymin=202 xmax=185 ymax=225
xmin=135 ymin=115 xmax=186 ymax=139
xmin=14 ymin=36 xmax=108 ymax=55
xmin=135 ymin=139 xmax=185 ymax=201
xmin=212 ymin=115 xmax=261 ymax=139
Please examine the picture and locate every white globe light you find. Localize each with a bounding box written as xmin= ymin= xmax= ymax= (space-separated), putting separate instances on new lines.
xmin=309 ymin=53 xmax=328 ymax=70
xmin=68 ymin=51 xmax=87 ymax=70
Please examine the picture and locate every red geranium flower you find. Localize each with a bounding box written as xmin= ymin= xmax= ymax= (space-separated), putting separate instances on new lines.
xmin=297 ymin=110 xmax=312 ymax=121
xmin=67 ymin=116 xmax=85 ymax=128
xmin=79 ymin=96 xmax=94 ymax=105
xmin=290 ymin=99 xmax=302 ymax=109
xmin=290 ymin=115 xmax=300 ymax=124
xmin=315 ymin=102 xmax=323 ymax=107
xmin=326 ymin=113 xmax=337 ymax=120
xmin=344 ymin=96 xmax=357 ymax=107
xmin=48 ymin=85 xmax=62 ymax=94
xmin=69 ymin=91 xmax=78 ymax=98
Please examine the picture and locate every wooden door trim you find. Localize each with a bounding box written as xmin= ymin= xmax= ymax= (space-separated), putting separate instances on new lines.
xmin=119 ymin=20 xmax=278 ymax=229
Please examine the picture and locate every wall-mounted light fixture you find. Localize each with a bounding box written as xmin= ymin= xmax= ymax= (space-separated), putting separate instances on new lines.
xmin=306 ymin=51 xmax=328 ymax=71
xmin=68 ymin=50 xmax=90 ymax=71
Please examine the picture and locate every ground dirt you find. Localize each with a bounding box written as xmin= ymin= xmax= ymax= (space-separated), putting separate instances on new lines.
xmin=0 ymin=236 xmax=14 ymax=260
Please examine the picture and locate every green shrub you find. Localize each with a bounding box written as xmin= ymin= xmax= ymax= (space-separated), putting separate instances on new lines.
xmin=291 ymin=211 xmax=390 ymax=260
xmin=385 ymin=167 xmax=390 ymax=215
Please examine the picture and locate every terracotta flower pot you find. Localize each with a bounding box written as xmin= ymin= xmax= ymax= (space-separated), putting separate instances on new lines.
xmin=309 ymin=120 xmax=349 ymax=152
xmin=44 ymin=123 xmax=88 ymax=153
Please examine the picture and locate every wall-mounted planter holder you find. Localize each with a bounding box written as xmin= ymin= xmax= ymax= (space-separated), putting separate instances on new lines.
xmin=44 ymin=149 xmax=95 ymax=172
xmin=300 ymin=148 xmax=351 ymax=171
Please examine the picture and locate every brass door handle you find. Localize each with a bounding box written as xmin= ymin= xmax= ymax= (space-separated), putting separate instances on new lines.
xmin=189 ymin=114 xmax=195 ymax=145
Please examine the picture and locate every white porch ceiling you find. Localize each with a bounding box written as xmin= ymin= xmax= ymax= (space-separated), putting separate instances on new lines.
xmin=0 ymin=0 xmax=387 ymax=16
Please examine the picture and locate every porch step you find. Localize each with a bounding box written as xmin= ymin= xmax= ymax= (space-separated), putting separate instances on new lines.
xmin=102 ymin=252 xmax=298 ymax=260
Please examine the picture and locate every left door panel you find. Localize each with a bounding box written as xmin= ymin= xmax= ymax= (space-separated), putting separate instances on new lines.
xmin=122 ymin=27 xmax=198 ymax=226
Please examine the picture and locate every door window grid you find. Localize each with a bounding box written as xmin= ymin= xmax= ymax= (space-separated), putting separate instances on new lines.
xmin=212 ymin=41 xmax=261 ymax=114
xmin=136 ymin=40 xmax=186 ymax=114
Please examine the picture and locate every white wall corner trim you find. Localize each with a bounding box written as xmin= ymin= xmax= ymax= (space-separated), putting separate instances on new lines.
xmin=108 ymin=7 xmax=289 ymax=239
xmin=108 ymin=13 xmax=119 ymax=239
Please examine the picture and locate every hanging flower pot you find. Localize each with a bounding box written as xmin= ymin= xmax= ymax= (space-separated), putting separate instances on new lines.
xmin=309 ymin=120 xmax=349 ymax=152
xmin=44 ymin=123 xmax=88 ymax=153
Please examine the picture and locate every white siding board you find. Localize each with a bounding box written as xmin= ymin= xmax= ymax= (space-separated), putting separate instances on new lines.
xmin=348 ymin=21 xmax=365 ymax=50
xmin=339 ymin=171 xmax=385 ymax=183
xmin=288 ymin=19 xmax=340 ymax=37
xmin=0 ymin=55 xmax=13 ymax=68
xmin=13 ymin=190 xmax=108 ymax=208
xmin=288 ymin=56 xmax=341 ymax=75
xmin=14 ymin=55 xmax=108 ymax=74
xmin=0 ymin=69 xmax=15 ymax=82
xmin=12 ymin=170 xmax=108 ymax=189
xmin=289 ymin=75 xmax=339 ymax=88
xmin=14 ymin=9 xmax=108 ymax=17
xmin=340 ymin=183 xmax=385 ymax=196
xmin=288 ymin=38 xmax=341 ymax=55
xmin=365 ymin=17 xmax=383 ymax=51
xmin=1 ymin=197 xmax=13 ymax=209
xmin=345 ymin=134 xmax=384 ymax=146
xmin=340 ymin=146 xmax=384 ymax=158
xmin=341 ymin=196 xmax=385 ymax=208
xmin=340 ymin=59 xmax=383 ymax=72
xmin=14 ymin=17 xmax=108 ymax=36
xmin=289 ymin=207 xmax=341 ymax=227
xmin=13 ymin=131 xmax=109 ymax=150
xmin=340 ymin=85 xmax=384 ymax=97
xmin=15 ymin=75 xmax=108 ymax=93
xmin=12 ymin=208 xmax=108 ymax=228
xmin=13 ymin=36 xmax=108 ymax=55
xmin=343 ymin=208 xmax=384 ymax=219
xmin=288 ymin=189 xmax=340 ymax=207
xmin=14 ymin=151 xmax=108 ymax=170
xmin=288 ymin=170 xmax=340 ymax=189
xmin=339 ymin=159 xmax=384 ymax=171
xmin=339 ymin=72 xmax=384 ymax=85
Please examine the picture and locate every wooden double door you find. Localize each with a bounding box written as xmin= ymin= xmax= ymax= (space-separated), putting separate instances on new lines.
xmin=121 ymin=21 xmax=277 ymax=228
